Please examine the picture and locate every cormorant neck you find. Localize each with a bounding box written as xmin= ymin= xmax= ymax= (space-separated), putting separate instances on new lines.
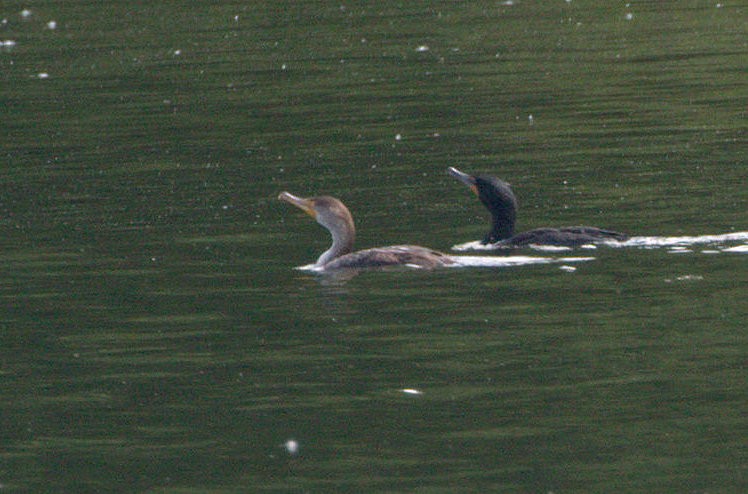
xmin=485 ymin=210 xmax=516 ymax=244
xmin=473 ymin=175 xmax=519 ymax=245
xmin=315 ymin=212 xmax=355 ymax=266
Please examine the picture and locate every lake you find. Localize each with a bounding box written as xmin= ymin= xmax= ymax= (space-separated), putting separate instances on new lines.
xmin=1 ymin=1 xmax=746 ymax=492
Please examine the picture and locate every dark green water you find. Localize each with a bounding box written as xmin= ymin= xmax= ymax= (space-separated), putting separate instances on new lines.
xmin=2 ymin=1 xmax=747 ymax=492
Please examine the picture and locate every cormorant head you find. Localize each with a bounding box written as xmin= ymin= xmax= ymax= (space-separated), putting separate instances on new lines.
xmin=279 ymin=192 xmax=356 ymax=263
xmin=279 ymin=192 xmax=355 ymax=235
xmin=448 ymin=167 xmax=518 ymax=243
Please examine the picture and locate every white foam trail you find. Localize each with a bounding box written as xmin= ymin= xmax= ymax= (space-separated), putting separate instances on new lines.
xmin=449 ymin=255 xmax=594 ymax=268
xmin=528 ymin=245 xmax=576 ymax=252
xmin=451 ymin=240 xmax=497 ymax=251
xmin=296 ymin=263 xmax=324 ymax=272
xmin=722 ymin=245 xmax=748 ymax=253
xmin=295 ymin=256 xmax=595 ymax=272
xmin=614 ymin=232 xmax=748 ymax=248
xmin=452 ymin=241 xmax=596 ymax=252
xmin=453 ymin=231 xmax=748 ymax=252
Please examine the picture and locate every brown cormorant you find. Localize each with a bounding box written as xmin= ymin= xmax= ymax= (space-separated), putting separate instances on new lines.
xmin=279 ymin=191 xmax=455 ymax=270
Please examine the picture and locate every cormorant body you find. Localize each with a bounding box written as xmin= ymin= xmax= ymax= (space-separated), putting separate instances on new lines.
xmin=279 ymin=192 xmax=454 ymax=270
xmin=448 ymin=167 xmax=628 ymax=248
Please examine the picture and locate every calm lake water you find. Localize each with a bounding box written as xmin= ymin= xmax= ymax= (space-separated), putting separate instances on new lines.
xmin=2 ymin=1 xmax=747 ymax=492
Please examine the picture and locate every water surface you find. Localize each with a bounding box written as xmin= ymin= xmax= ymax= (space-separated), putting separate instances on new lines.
xmin=1 ymin=1 xmax=747 ymax=492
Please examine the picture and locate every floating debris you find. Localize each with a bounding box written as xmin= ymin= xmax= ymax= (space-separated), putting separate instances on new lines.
xmin=677 ymin=275 xmax=703 ymax=281
xmin=415 ymin=45 xmax=429 ymax=52
xmin=47 ymin=20 xmax=57 ymax=29
xmin=402 ymin=388 xmax=423 ymax=395
xmin=283 ymin=439 xmax=299 ymax=455
xmin=665 ymin=275 xmax=704 ymax=283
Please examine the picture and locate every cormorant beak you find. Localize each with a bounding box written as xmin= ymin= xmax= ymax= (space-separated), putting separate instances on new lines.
xmin=279 ymin=191 xmax=317 ymax=218
xmin=448 ymin=167 xmax=478 ymax=196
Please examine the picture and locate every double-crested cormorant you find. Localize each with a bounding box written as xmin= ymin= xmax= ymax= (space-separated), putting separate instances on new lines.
xmin=448 ymin=167 xmax=628 ymax=247
xmin=279 ymin=191 xmax=454 ymax=270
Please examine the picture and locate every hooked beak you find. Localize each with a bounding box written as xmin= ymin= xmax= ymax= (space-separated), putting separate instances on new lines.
xmin=448 ymin=167 xmax=478 ymax=196
xmin=278 ymin=191 xmax=317 ymax=218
